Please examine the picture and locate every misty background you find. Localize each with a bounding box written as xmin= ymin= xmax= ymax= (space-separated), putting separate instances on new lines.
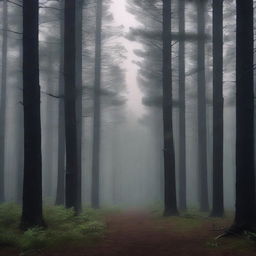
xmin=0 ymin=0 xmax=241 ymax=210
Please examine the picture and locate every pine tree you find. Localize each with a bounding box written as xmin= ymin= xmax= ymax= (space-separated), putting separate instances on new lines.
xmin=64 ymin=0 xmax=81 ymax=213
xmin=162 ymin=0 xmax=178 ymax=216
xmin=20 ymin=0 xmax=45 ymax=229
xmin=56 ymin=0 xmax=65 ymax=205
xmin=0 ymin=0 xmax=8 ymax=203
xmin=178 ymin=0 xmax=186 ymax=211
xmin=196 ymin=0 xmax=209 ymax=212
xmin=211 ymin=0 xmax=224 ymax=217
xmin=231 ymin=0 xmax=255 ymax=233
xmin=91 ymin=0 xmax=103 ymax=209
xmin=75 ymin=0 xmax=84 ymax=210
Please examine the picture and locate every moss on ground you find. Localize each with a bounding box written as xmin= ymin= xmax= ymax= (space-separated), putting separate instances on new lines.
xmin=0 ymin=204 xmax=256 ymax=256
xmin=0 ymin=203 xmax=106 ymax=255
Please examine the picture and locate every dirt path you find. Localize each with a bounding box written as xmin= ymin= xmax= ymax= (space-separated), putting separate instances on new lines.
xmin=45 ymin=212 xmax=256 ymax=256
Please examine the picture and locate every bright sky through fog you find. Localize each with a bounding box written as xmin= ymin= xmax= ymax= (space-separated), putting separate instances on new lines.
xmin=110 ymin=0 xmax=145 ymax=116
xmin=110 ymin=0 xmax=137 ymax=31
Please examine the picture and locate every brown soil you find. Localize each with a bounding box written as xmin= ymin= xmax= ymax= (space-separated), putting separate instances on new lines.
xmin=45 ymin=212 xmax=256 ymax=256
xmin=1 ymin=212 xmax=256 ymax=256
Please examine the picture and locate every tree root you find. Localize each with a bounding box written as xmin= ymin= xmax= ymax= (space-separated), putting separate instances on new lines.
xmin=215 ymin=230 xmax=241 ymax=240
xmin=214 ymin=225 xmax=254 ymax=240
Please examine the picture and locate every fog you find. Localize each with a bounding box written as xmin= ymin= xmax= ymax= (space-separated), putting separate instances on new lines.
xmin=0 ymin=0 xmax=248 ymax=213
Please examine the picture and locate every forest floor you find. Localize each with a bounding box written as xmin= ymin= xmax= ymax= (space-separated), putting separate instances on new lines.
xmin=1 ymin=211 xmax=256 ymax=256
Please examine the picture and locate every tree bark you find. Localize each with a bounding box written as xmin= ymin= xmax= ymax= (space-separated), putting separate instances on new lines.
xmin=75 ymin=0 xmax=84 ymax=212
xmin=162 ymin=0 xmax=178 ymax=216
xmin=16 ymin=42 xmax=23 ymax=205
xmin=91 ymin=0 xmax=103 ymax=209
xmin=232 ymin=0 xmax=255 ymax=232
xmin=43 ymin=46 xmax=54 ymax=199
xmin=178 ymin=0 xmax=186 ymax=211
xmin=64 ymin=0 xmax=81 ymax=213
xmin=20 ymin=0 xmax=45 ymax=229
xmin=197 ymin=0 xmax=209 ymax=212
xmin=211 ymin=0 xmax=224 ymax=217
xmin=0 ymin=0 xmax=8 ymax=203
xmin=56 ymin=0 xmax=65 ymax=205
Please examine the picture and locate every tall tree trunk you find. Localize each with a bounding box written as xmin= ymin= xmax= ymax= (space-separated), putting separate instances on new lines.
xmin=43 ymin=46 xmax=54 ymax=199
xmin=56 ymin=0 xmax=65 ymax=205
xmin=16 ymin=110 xmax=24 ymax=204
xmin=178 ymin=0 xmax=186 ymax=211
xmin=91 ymin=0 xmax=102 ymax=209
xmin=211 ymin=0 xmax=224 ymax=217
xmin=111 ymin=119 xmax=119 ymax=205
xmin=0 ymin=0 xmax=8 ymax=203
xmin=16 ymin=42 xmax=23 ymax=204
xmin=64 ymin=0 xmax=81 ymax=213
xmin=162 ymin=0 xmax=178 ymax=216
xmin=20 ymin=0 xmax=45 ymax=229
xmin=232 ymin=0 xmax=255 ymax=232
xmin=197 ymin=0 xmax=209 ymax=212
xmin=75 ymin=0 xmax=84 ymax=211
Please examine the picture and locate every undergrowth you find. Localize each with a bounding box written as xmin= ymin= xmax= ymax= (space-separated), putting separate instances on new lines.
xmin=0 ymin=203 xmax=106 ymax=255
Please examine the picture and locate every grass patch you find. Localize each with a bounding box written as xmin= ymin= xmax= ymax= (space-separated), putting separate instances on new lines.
xmin=223 ymin=237 xmax=256 ymax=251
xmin=0 ymin=203 xmax=106 ymax=255
xmin=153 ymin=215 xmax=204 ymax=232
xmin=206 ymin=237 xmax=256 ymax=252
xmin=149 ymin=205 xmax=233 ymax=233
xmin=151 ymin=208 xmax=213 ymax=232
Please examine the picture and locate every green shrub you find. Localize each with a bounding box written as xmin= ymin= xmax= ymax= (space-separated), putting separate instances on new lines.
xmin=20 ymin=227 xmax=49 ymax=251
xmin=0 ymin=230 xmax=20 ymax=247
xmin=79 ymin=221 xmax=105 ymax=235
xmin=0 ymin=204 xmax=106 ymax=253
xmin=206 ymin=240 xmax=220 ymax=248
xmin=0 ymin=203 xmax=21 ymax=227
xmin=48 ymin=228 xmax=84 ymax=244
xmin=44 ymin=206 xmax=75 ymax=227
xmin=75 ymin=209 xmax=105 ymax=223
